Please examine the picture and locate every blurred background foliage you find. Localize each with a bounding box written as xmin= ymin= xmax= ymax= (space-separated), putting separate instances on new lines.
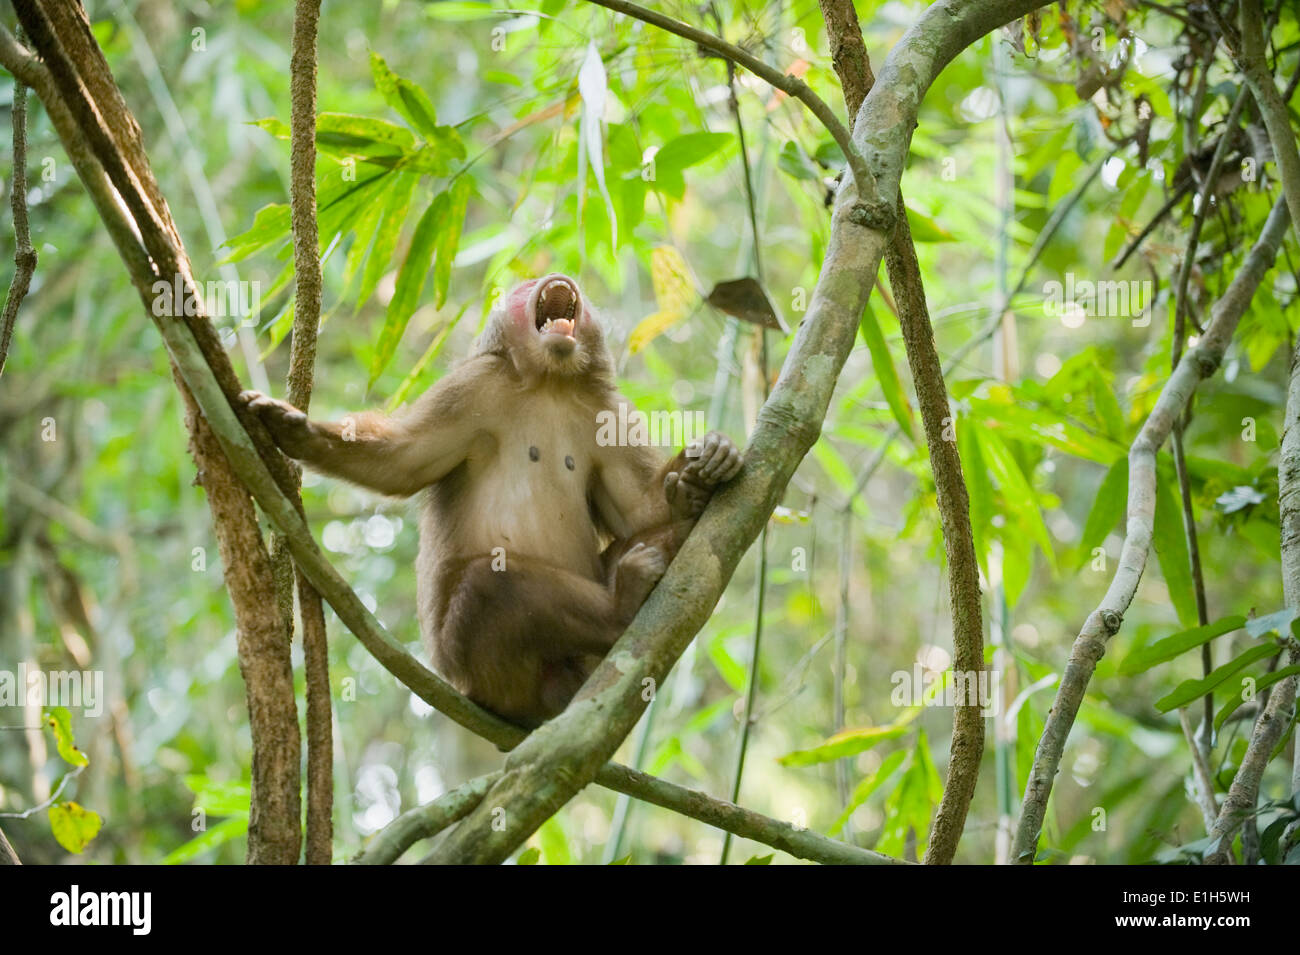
xmin=1 ymin=0 xmax=1298 ymax=863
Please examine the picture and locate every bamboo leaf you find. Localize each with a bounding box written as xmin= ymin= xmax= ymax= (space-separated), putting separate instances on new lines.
xmin=370 ymin=191 xmax=447 ymax=386
xmin=1155 ymin=643 xmax=1277 ymax=712
xmin=859 ymin=300 xmax=915 ymax=441
xmin=1119 ymin=615 xmax=1246 ymax=675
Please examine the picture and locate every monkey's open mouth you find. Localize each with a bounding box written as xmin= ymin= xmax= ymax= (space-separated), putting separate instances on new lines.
xmin=531 ymin=275 xmax=580 ymax=338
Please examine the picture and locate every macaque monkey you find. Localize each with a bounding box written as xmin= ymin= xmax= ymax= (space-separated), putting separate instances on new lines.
xmin=242 ymin=274 xmax=743 ymax=725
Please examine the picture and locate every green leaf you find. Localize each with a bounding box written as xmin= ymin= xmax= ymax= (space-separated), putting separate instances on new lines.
xmin=42 ymin=706 xmax=88 ymax=767
xmin=516 ymin=847 xmax=541 ymax=865
xmin=184 ymin=775 xmax=252 ymax=816
xmin=371 ymin=191 xmax=448 ymax=386
xmin=342 ymin=176 xmax=396 ymax=288
xmin=1152 ymin=462 xmax=1198 ymax=629
xmin=1214 ymin=665 xmax=1300 ymax=732
xmin=387 ymin=306 xmax=467 ymax=410
xmin=778 ymin=709 xmax=920 ymax=767
xmin=251 ymin=116 xmax=290 ymax=139
xmin=161 ymin=816 xmax=249 ymax=865
xmin=537 ymin=815 xmax=571 ymax=865
xmin=976 ymin=426 xmax=1057 ymax=572
xmin=970 ymin=396 xmax=1123 ymax=464
xmin=358 ymin=172 xmax=419 ymax=311
xmin=220 ymin=203 xmax=291 ymax=263
xmin=743 ymin=853 xmax=774 ymax=865
xmin=369 ymin=53 xmax=441 ymax=141
xmin=1089 ymin=365 xmax=1126 ymax=441
xmin=828 ymin=749 xmax=906 ymax=835
xmin=651 ymin=131 xmax=732 ymax=199
xmin=858 ymin=300 xmax=914 ymax=441
xmin=707 ymin=631 xmax=748 ymax=692
xmin=433 ymin=176 xmax=472 ymax=308
xmin=1119 ymin=615 xmax=1246 ymax=675
xmin=1077 ymin=458 xmax=1127 ymax=569
xmin=316 ymin=112 xmax=414 ymax=160
xmin=777 ymin=141 xmax=820 ymax=181
xmin=903 ymin=206 xmax=955 ymax=242
xmin=1155 ymin=643 xmax=1278 ymax=712
xmin=48 ymin=801 xmax=102 ymax=854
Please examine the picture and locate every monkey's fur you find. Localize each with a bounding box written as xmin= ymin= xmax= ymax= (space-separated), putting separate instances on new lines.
xmin=243 ymin=274 xmax=743 ymax=725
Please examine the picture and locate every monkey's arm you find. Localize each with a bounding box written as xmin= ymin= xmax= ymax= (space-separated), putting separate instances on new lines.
xmin=594 ymin=401 xmax=743 ymax=538
xmin=240 ymin=359 xmax=499 ymax=497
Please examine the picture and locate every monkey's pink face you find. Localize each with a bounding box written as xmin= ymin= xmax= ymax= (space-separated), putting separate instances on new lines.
xmin=500 ymin=274 xmax=604 ymax=373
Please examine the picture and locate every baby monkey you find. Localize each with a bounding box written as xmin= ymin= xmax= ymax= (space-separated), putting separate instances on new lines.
xmin=242 ymin=274 xmax=743 ymax=725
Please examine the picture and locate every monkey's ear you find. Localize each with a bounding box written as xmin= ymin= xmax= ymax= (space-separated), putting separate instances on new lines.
xmin=473 ymin=313 xmax=510 ymax=359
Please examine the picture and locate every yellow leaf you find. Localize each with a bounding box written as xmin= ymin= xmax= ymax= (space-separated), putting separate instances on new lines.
xmin=650 ymin=245 xmax=696 ymax=316
xmin=48 ymin=801 xmax=102 ymax=854
xmin=628 ymin=310 xmax=682 ymax=354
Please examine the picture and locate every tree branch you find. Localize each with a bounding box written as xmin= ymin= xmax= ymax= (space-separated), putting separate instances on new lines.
xmin=1012 ymin=196 xmax=1292 ymax=863
xmin=0 ymin=824 xmax=21 ymax=865
xmin=817 ymin=0 xmax=985 ymax=866
xmin=285 ymin=0 xmax=331 ymax=867
xmin=0 ymin=47 xmax=36 ymax=379
xmin=354 ymin=772 xmax=501 ymax=865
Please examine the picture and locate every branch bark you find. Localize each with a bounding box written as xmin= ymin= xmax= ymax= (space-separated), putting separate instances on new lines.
xmin=1012 ymin=196 xmax=1292 ymax=862
xmin=0 ymin=824 xmax=20 ymax=865
xmin=0 ymin=50 xmax=36 ymax=378
xmin=421 ymin=0 xmax=1046 ymax=865
xmin=354 ymin=772 xmax=501 ymax=865
xmin=817 ymin=0 xmax=985 ymax=866
xmin=285 ymin=0 xmax=332 ymax=867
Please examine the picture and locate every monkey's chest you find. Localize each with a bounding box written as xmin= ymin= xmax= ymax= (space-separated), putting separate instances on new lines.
xmin=465 ymin=429 xmax=600 ymax=568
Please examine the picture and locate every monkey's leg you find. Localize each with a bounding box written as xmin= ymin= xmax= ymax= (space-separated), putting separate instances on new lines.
xmin=435 ymin=549 xmax=665 ymax=722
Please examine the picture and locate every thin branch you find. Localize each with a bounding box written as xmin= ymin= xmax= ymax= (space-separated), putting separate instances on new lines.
xmin=593 ymin=763 xmax=907 ymax=865
xmin=580 ymin=0 xmax=894 ymax=231
xmin=1178 ymin=707 xmax=1218 ymax=831
xmin=1012 ymin=196 xmax=1292 ymax=863
xmin=0 ymin=54 xmax=36 ymax=378
xmin=818 ymin=0 xmax=984 ymax=864
xmin=1171 ymin=83 xmax=1249 ymax=751
xmin=1204 ymin=655 xmax=1296 ymax=863
xmin=354 ymin=772 xmax=500 ymax=865
xmin=718 ymin=34 xmax=770 ymax=864
xmin=1234 ymin=0 xmax=1300 ymax=803
xmin=287 ymin=0 xmax=331 ymax=867
xmin=0 ymin=824 xmax=19 ymax=865
xmin=1233 ymin=0 xmax=1300 ymax=242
